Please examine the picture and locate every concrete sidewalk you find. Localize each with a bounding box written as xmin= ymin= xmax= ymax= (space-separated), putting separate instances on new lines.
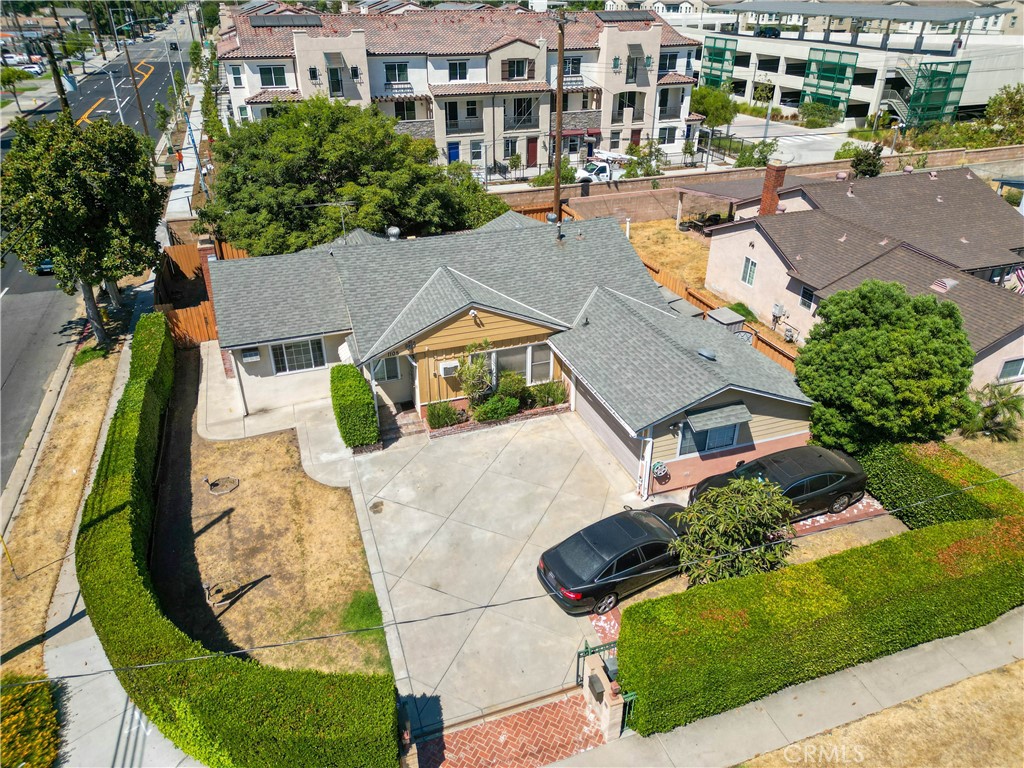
xmin=164 ymin=82 xmax=206 ymax=221
xmin=555 ymin=606 xmax=1024 ymax=768
xmin=42 ymin=276 xmax=199 ymax=767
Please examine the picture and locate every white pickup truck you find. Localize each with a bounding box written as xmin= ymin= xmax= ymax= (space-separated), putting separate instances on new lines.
xmin=575 ymin=161 xmax=626 ymax=183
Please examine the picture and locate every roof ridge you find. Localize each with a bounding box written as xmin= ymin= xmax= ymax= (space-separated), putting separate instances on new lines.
xmin=448 ymin=267 xmax=568 ymax=326
xmin=439 ymin=265 xmax=474 ymax=305
xmin=361 ymin=266 xmax=460 ymax=359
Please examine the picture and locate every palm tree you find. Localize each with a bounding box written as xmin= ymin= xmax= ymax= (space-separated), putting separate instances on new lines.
xmin=960 ymin=382 xmax=1024 ymax=442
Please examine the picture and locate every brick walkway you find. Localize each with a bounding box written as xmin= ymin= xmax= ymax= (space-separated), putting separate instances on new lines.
xmin=792 ymin=492 xmax=887 ymax=535
xmin=415 ymin=695 xmax=604 ymax=768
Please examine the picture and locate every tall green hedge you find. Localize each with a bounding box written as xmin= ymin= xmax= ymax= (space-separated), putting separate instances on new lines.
xmin=76 ymin=314 xmax=399 ymax=768
xmin=617 ymin=517 xmax=1024 ymax=736
xmin=858 ymin=442 xmax=1024 ymax=529
xmin=331 ymin=364 xmax=380 ymax=447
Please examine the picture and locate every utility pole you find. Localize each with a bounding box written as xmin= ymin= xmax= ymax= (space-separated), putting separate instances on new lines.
xmin=43 ymin=38 xmax=70 ymax=112
xmin=87 ymin=1 xmax=107 ymax=61
xmin=122 ymin=45 xmax=151 ymax=139
xmin=551 ymin=10 xmax=575 ymax=225
xmin=50 ymin=2 xmax=69 ymax=58
xmin=108 ymin=4 xmax=121 ymax=52
xmin=186 ymin=4 xmax=196 ymax=42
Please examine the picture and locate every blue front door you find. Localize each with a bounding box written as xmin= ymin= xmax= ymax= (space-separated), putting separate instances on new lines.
xmin=447 ymin=142 xmax=460 ymax=163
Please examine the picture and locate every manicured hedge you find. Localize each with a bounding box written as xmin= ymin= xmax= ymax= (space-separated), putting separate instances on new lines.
xmin=426 ymin=401 xmax=461 ymax=429
xmin=617 ymin=517 xmax=1024 ymax=736
xmin=76 ymin=314 xmax=399 ymax=768
xmin=858 ymin=442 xmax=1024 ymax=529
xmin=0 ymin=677 xmax=60 ymax=768
xmin=331 ymin=364 xmax=380 ymax=447
xmin=474 ymin=394 xmax=520 ymax=422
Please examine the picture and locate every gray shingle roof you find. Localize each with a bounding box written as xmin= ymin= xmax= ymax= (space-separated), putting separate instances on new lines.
xmin=474 ymin=210 xmax=544 ymax=233
xmin=336 ymin=217 xmax=666 ymax=360
xmin=677 ymin=174 xmax=822 ymax=203
xmin=209 ymin=251 xmax=351 ymax=348
xmin=547 ymin=288 xmax=811 ymax=433
xmin=822 ymin=246 xmax=1024 ymax=354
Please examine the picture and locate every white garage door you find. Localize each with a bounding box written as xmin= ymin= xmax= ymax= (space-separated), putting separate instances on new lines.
xmin=575 ymin=382 xmax=642 ymax=477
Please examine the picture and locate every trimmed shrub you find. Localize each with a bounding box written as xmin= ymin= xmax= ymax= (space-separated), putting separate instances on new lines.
xmin=0 ymin=677 xmax=60 ymax=768
xmin=530 ymin=381 xmax=567 ymax=407
xmin=426 ymin=401 xmax=461 ymax=429
xmin=618 ymin=517 xmax=1024 ymax=736
xmin=858 ymin=442 xmax=1024 ymax=529
xmin=331 ymin=364 xmax=380 ymax=447
xmin=497 ymin=370 xmax=527 ymax=402
xmin=474 ymin=394 xmax=520 ymax=422
xmin=76 ymin=316 xmax=399 ymax=768
xmin=130 ymin=312 xmax=176 ymax=409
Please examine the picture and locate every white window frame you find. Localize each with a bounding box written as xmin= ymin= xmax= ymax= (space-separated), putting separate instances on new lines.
xmin=487 ymin=342 xmax=554 ymax=387
xmin=238 ymin=105 xmax=250 ymax=123
xmin=658 ymin=127 xmax=676 ymax=145
xmin=610 ymin=130 xmax=621 ymax=149
xmin=658 ymin=52 xmax=678 ymax=74
xmin=470 ymin=140 xmax=483 ymax=161
xmin=563 ymin=57 xmax=581 ymax=75
xmin=373 ymin=356 xmax=401 ymax=382
xmin=394 ymin=101 xmax=415 ymax=121
xmin=230 ymin=64 xmax=242 ymax=87
xmin=503 ymin=137 xmax=518 ymax=158
xmin=998 ymin=357 xmax=1024 ymax=381
xmin=799 ymin=285 xmax=815 ymax=310
xmin=258 ymin=65 xmax=286 ymax=88
xmin=742 ymin=256 xmax=757 ymax=286
xmin=676 ymin=422 xmax=742 ymax=457
xmin=508 ymin=59 xmax=528 ymax=79
xmin=270 ymin=338 xmax=326 ymax=375
xmin=385 ymin=61 xmax=409 ymax=83
xmin=448 ymin=60 xmax=468 ymax=81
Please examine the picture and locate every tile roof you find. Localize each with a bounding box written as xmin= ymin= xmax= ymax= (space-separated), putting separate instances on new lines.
xmin=244 ymin=88 xmax=304 ymax=103
xmin=429 ymin=81 xmax=552 ymax=96
xmin=547 ymin=288 xmax=810 ymax=432
xmin=209 ymin=250 xmax=351 ymax=348
xmin=686 ymin=111 xmax=704 ymax=122
xmin=220 ymin=9 xmax=698 ymax=59
xmin=656 ymin=72 xmax=697 ymax=85
xmin=821 ymin=246 xmax=1024 ymax=354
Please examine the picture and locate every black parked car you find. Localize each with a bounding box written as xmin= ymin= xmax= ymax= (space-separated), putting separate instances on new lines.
xmin=538 ymin=504 xmax=686 ymax=616
xmin=755 ymin=26 xmax=782 ymax=38
xmin=690 ymin=446 xmax=867 ymax=521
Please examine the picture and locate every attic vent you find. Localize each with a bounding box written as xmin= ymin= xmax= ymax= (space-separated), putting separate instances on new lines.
xmin=929 ymin=171 xmax=938 ymax=180
xmin=386 ymin=226 xmax=401 ymax=241
xmin=697 ymin=348 xmax=717 ymax=362
xmin=930 ymin=278 xmax=959 ymax=293
xmin=903 ymin=165 xmax=914 ymax=174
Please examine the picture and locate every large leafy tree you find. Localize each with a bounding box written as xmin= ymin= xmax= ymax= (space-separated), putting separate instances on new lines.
xmin=671 ymin=479 xmax=795 ymax=585
xmin=197 ymin=97 xmax=508 ymax=256
xmin=1 ymin=114 xmax=167 ymax=345
xmin=0 ymin=67 xmax=33 ymax=112
xmin=691 ymin=85 xmax=738 ymax=131
xmin=795 ymin=280 xmax=975 ymax=453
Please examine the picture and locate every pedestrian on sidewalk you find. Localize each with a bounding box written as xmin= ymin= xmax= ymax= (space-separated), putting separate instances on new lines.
xmin=176 ymin=149 xmax=184 ymax=170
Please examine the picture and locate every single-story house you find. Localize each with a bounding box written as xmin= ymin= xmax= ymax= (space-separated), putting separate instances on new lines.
xmin=209 ymin=213 xmax=813 ymax=497
xmin=705 ymin=165 xmax=1024 ymax=388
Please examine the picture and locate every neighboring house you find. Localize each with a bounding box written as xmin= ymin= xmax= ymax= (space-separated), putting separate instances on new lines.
xmin=705 ymin=165 xmax=1024 ymax=387
xmin=216 ymin=7 xmax=702 ymax=165
xmin=208 ymin=214 xmax=812 ymax=497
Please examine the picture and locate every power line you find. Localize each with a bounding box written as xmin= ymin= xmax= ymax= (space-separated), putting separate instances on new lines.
xmin=2 ymin=465 xmax=1020 ymax=690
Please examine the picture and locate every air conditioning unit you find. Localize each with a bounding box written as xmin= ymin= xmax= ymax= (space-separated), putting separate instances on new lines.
xmin=438 ymin=360 xmax=460 ymax=377
xmin=241 ymin=347 xmax=261 ymax=363
xmin=772 ymin=303 xmax=788 ymax=319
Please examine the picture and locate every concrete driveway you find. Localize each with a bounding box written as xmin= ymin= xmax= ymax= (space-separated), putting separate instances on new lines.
xmin=355 ymin=412 xmax=645 ymax=735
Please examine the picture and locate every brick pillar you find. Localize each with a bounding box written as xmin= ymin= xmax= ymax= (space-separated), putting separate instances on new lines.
xmin=758 ymin=162 xmax=788 ymax=216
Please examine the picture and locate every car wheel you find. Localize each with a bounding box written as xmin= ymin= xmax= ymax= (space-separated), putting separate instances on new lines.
xmin=594 ymin=593 xmax=619 ymax=615
xmin=830 ymin=494 xmax=851 ymax=514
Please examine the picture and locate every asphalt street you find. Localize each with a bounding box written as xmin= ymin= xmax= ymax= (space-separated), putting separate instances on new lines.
xmin=728 ymin=114 xmax=858 ymax=165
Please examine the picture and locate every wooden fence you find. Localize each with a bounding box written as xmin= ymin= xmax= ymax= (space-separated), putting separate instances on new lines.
xmin=641 ymin=258 xmax=797 ymax=373
xmin=215 ymin=239 xmax=250 ymax=260
xmin=512 ymin=203 xmax=581 ymax=222
xmin=155 ymin=302 xmax=217 ymax=348
xmin=163 ymin=243 xmax=203 ymax=278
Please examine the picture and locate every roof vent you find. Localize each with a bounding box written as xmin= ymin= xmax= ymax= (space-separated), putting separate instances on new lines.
xmin=960 ymin=236 xmax=969 ymax=244
xmin=929 ymin=171 xmax=938 ymax=180
xmin=936 ymin=195 xmax=943 ymax=203
xmin=835 ymin=171 xmax=848 ymax=182
xmin=903 ymin=165 xmax=914 ymax=174
xmin=776 ymin=203 xmax=787 ymax=213
xmin=846 ymin=183 xmax=854 ymax=197
xmin=930 ymin=278 xmax=958 ymax=293
xmin=878 ymin=238 xmax=889 ymax=246
xmin=965 ymin=171 xmax=973 ymax=179
xmin=386 ymin=226 xmax=400 ymax=241
xmin=697 ymin=348 xmax=717 ymax=361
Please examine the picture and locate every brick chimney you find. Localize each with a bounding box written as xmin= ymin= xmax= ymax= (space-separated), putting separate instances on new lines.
xmin=758 ymin=162 xmax=788 ymax=216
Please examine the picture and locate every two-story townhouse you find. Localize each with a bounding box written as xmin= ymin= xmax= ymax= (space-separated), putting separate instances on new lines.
xmin=217 ymin=8 xmax=702 ymax=166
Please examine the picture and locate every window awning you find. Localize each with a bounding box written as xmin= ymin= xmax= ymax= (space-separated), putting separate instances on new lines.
xmin=685 ymin=403 xmax=752 ymax=432
xmin=628 ymin=43 xmax=645 ymax=58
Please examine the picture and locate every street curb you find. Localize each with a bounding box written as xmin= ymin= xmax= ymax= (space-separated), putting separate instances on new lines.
xmin=1 ymin=324 xmax=85 ymax=536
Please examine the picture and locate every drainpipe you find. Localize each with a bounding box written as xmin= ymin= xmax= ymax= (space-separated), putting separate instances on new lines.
xmin=369 ymin=365 xmax=381 ymax=429
xmin=640 ymin=431 xmax=654 ymax=499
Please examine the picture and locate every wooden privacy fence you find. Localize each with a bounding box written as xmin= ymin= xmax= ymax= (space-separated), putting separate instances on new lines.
xmin=163 ymin=244 xmax=203 ymax=278
xmin=641 ymin=258 xmax=797 ymax=373
xmin=512 ymin=203 xmax=581 ymax=222
xmin=215 ymin=239 xmax=250 ymax=260
xmin=155 ymin=302 xmax=217 ymax=348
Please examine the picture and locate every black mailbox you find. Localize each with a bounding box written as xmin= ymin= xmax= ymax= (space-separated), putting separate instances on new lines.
xmin=588 ymin=673 xmax=605 ymax=704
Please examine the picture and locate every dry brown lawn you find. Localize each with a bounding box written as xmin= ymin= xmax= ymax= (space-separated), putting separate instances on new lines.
xmin=626 ymin=220 xmax=710 ymax=287
xmin=748 ymin=661 xmax=1024 ymax=768
xmin=152 ymin=352 xmax=387 ymax=675
xmin=947 ymin=436 xmax=1024 ymax=492
xmin=0 ymin=294 xmax=135 ymax=677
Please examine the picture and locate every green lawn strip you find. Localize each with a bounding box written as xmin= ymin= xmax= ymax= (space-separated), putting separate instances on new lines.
xmin=73 ymin=345 xmax=109 ymax=367
xmin=76 ymin=315 xmax=399 ymax=768
xmin=617 ymin=517 xmax=1024 ymax=736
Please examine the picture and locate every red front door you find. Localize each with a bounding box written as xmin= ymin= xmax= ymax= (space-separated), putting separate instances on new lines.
xmin=630 ymin=129 xmax=642 ymax=147
xmin=526 ymin=137 xmax=538 ymax=167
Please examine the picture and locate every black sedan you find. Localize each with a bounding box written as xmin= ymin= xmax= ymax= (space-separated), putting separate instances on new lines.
xmin=690 ymin=446 xmax=867 ymax=521
xmin=538 ymin=504 xmax=685 ymax=616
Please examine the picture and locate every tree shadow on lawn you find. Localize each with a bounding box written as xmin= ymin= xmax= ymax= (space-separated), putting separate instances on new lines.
xmin=149 ymin=349 xmax=247 ymax=655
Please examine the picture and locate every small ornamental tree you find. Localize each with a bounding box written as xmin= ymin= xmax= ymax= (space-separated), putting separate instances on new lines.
xmin=850 ymin=142 xmax=884 ymax=177
xmin=623 ymin=139 xmax=666 ymax=178
xmin=670 ymin=478 xmax=795 ymax=584
xmin=795 ymin=280 xmax=975 ymax=454
xmin=691 ymin=85 xmax=738 ymax=133
xmin=733 ymin=137 xmax=779 ymax=168
xmin=0 ymin=67 xmax=32 ymax=112
xmin=456 ymin=339 xmax=494 ymax=403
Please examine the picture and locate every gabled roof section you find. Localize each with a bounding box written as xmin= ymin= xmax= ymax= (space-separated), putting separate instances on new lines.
xmin=209 ymin=251 xmax=351 ymax=348
xmin=549 ymin=288 xmax=811 ymax=433
xmin=362 ymin=266 xmax=566 ymax=360
xmin=474 ymin=210 xmax=545 ymax=233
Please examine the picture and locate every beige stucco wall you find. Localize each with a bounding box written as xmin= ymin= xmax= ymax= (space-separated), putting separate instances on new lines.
xmin=293 ymin=29 xmax=371 ymax=105
xmin=233 ymin=332 xmax=350 ymax=414
xmin=597 ymin=23 xmax=662 ymax=144
xmin=973 ymin=327 xmax=1024 ymax=388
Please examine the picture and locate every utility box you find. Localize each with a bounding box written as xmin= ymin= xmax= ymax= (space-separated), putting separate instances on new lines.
xmin=706 ymin=306 xmax=745 ymax=333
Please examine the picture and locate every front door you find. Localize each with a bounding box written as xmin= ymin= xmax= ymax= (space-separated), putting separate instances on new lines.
xmin=526 ymin=137 xmax=538 ymax=167
xmin=587 ymin=139 xmax=595 ymax=158
xmin=445 ymin=101 xmax=458 ymax=125
xmin=447 ymin=141 xmax=460 ymax=163
xmin=630 ymin=129 xmax=642 ymax=146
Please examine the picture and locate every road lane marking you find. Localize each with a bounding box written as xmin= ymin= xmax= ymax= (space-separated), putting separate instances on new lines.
xmin=134 ymin=59 xmax=155 ymax=87
xmin=1 ymin=287 xmax=9 ymax=299
xmin=76 ymin=97 xmax=105 ymax=125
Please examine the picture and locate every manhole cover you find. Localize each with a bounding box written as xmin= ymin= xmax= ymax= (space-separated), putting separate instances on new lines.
xmin=370 ymin=500 xmax=384 ymax=515
xmin=203 ymin=476 xmax=239 ymax=495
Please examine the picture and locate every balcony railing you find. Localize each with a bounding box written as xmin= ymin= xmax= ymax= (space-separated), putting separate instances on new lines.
xmin=658 ymin=106 xmax=682 ymax=120
xmin=504 ymin=114 xmax=539 ymax=130
xmin=612 ymin=108 xmax=645 ymax=123
xmin=881 ymin=88 xmax=909 ymax=121
xmin=384 ymin=81 xmax=415 ymax=95
xmin=446 ymin=117 xmax=484 ymax=135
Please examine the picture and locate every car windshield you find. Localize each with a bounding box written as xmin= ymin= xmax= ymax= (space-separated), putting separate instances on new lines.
xmin=583 ymin=162 xmax=599 ymax=173
xmin=555 ymin=533 xmax=605 ymax=581
xmin=734 ymin=461 xmax=771 ymax=483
